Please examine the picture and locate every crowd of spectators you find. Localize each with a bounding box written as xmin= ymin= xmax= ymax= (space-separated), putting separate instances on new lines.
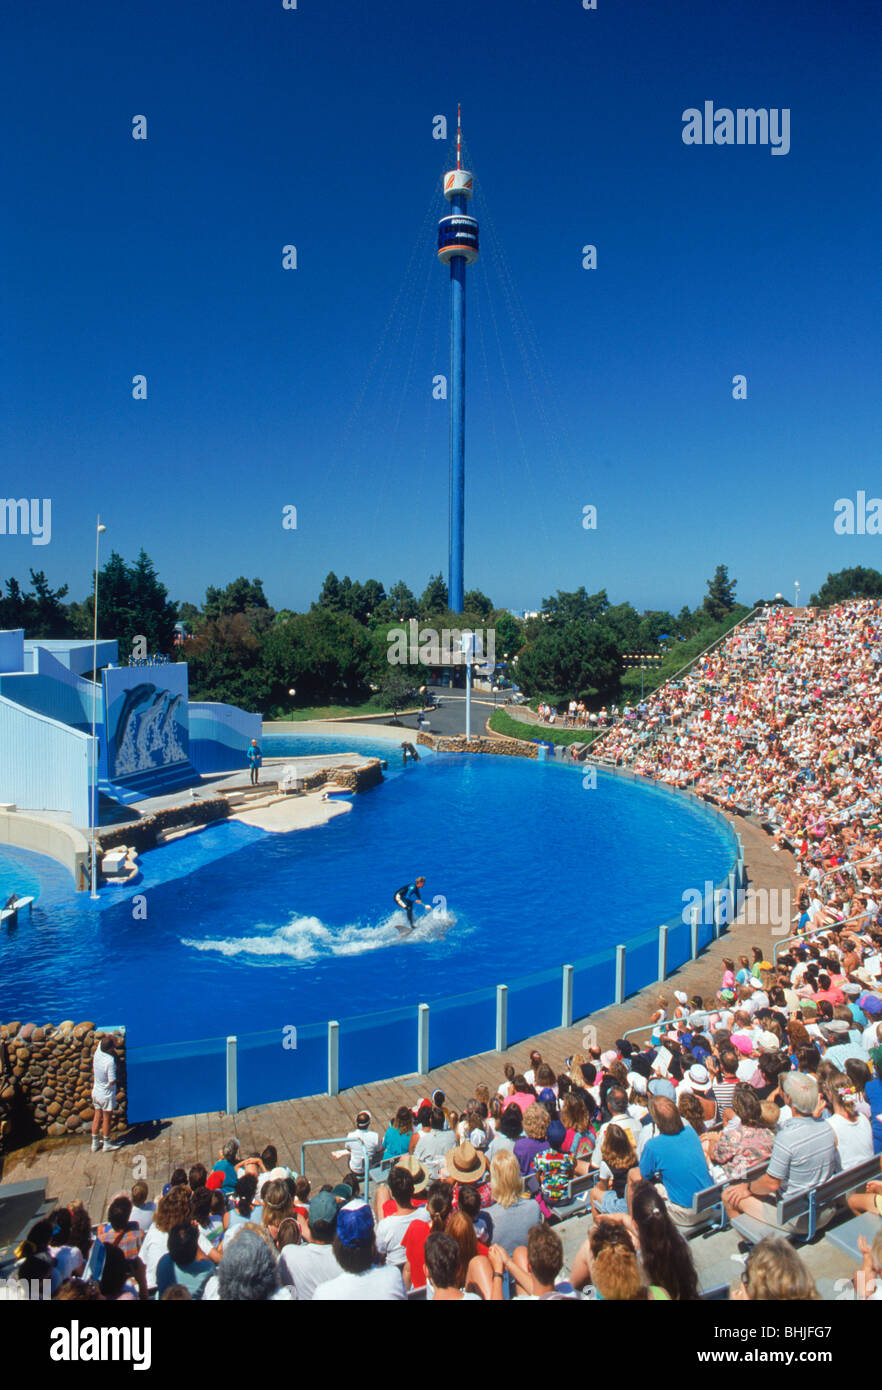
xmin=7 ymin=601 xmax=882 ymax=1303
xmin=592 ymin=602 xmax=882 ymax=895
xmin=9 ymin=931 xmax=880 ymax=1301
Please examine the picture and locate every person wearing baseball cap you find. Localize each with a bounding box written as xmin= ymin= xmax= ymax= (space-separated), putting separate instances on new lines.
xmin=278 ymin=1190 xmax=342 ymax=1300
xmin=342 ymin=1111 xmax=380 ymax=1194
xmin=312 ymin=1200 xmax=406 ymax=1300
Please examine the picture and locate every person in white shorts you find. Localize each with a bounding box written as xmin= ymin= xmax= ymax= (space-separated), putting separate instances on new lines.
xmin=90 ymin=1035 xmax=122 ymax=1153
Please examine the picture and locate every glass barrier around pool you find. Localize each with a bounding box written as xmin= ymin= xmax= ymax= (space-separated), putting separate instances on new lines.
xmin=237 ymin=1020 xmax=328 ymax=1112
xmin=127 ymin=1034 xmax=228 ymax=1122
xmin=124 ymin=810 xmax=743 ymax=1121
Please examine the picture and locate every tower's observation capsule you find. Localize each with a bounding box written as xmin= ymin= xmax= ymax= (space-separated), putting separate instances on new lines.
xmin=438 ymin=170 xmax=479 ymax=265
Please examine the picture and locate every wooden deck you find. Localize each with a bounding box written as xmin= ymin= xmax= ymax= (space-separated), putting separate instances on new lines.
xmin=1 ymin=814 xmax=799 ymax=1220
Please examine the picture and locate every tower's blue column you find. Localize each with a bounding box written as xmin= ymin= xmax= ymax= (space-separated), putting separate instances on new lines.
xmin=448 ymin=193 xmax=466 ymax=614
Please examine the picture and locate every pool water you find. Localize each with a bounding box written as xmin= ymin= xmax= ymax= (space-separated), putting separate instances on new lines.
xmin=0 ymin=749 xmax=735 ymax=1115
xmin=261 ymin=732 xmax=402 ymax=762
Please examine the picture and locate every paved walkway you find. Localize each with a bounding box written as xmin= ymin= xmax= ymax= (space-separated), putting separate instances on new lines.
xmin=2 ymin=813 xmax=799 ymax=1219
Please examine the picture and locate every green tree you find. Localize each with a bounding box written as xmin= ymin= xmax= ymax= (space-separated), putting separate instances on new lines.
xmin=491 ymin=610 xmax=523 ymax=661
xmin=74 ymin=550 xmax=178 ymax=658
xmin=376 ymin=580 xmax=417 ymax=623
xmin=810 ymin=566 xmax=882 ymax=607
xmin=541 ymin=587 xmax=611 ymax=627
xmin=360 ymin=579 xmax=387 ymax=620
xmin=376 ymin=671 xmax=421 ymax=723
xmin=516 ymin=621 xmax=620 ymax=704
xmin=262 ymin=609 xmax=374 ymax=709
xmin=185 ymin=612 xmax=269 ymax=708
xmin=599 ymin=602 xmax=641 ymax=651
xmin=203 ymin=576 xmax=270 ymax=622
xmin=703 ymin=565 xmax=738 ymax=623
xmin=419 ymin=573 xmax=448 ymax=618
xmin=315 ymin=571 xmax=342 ymax=611
xmin=0 ymin=571 xmax=73 ymax=637
xmin=463 ymin=588 xmax=494 ymax=619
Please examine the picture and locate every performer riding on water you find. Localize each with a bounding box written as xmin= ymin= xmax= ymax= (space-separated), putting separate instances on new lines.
xmin=394 ymin=876 xmax=429 ymax=930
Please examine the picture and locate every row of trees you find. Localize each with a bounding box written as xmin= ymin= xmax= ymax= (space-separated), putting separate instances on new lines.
xmin=1 ymin=559 xmax=880 ymax=713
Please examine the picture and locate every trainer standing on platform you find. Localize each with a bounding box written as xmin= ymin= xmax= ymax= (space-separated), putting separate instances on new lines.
xmin=247 ymin=738 xmax=262 ymax=786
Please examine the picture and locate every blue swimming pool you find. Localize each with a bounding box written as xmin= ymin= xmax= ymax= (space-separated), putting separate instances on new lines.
xmin=0 ymin=747 xmax=736 ymax=1117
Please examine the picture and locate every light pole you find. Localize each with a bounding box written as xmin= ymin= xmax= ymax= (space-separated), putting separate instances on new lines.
xmin=90 ymin=516 xmax=107 ymax=900
xmin=794 ymin=580 xmax=800 ymax=608
xmin=461 ymin=632 xmax=474 ymax=741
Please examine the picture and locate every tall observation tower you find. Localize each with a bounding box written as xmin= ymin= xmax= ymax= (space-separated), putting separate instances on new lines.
xmin=437 ymin=105 xmax=479 ymax=615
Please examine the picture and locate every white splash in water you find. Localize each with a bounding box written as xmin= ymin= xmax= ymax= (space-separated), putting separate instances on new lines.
xmin=182 ymin=905 xmax=457 ymax=962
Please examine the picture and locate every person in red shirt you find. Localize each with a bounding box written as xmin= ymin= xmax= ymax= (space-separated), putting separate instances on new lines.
xmin=375 ymin=1154 xmax=429 ymax=1218
xmin=403 ymin=1183 xmax=451 ymax=1289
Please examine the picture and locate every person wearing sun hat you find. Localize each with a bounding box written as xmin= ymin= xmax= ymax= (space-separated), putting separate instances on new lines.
xmin=374 ymin=1153 xmax=429 ymax=1222
xmin=312 ymin=1199 xmax=406 ymax=1300
xmin=443 ymin=1139 xmax=489 ymax=1187
xmin=672 ymin=991 xmax=689 ymax=1019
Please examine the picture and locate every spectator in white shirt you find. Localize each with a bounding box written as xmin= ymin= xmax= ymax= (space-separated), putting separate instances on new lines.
xmin=279 ymin=1191 xmax=342 ymax=1299
xmin=343 ymin=1111 xmax=380 ymax=1194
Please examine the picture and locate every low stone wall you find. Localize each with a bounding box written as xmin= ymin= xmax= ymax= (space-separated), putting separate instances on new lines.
xmin=98 ymin=799 xmax=230 ymax=854
xmin=417 ymin=732 xmax=538 ymax=758
xmin=0 ymin=1022 xmax=126 ymax=1150
xmin=97 ymin=761 xmax=388 ymax=854
xmin=330 ymin=758 xmax=386 ymax=791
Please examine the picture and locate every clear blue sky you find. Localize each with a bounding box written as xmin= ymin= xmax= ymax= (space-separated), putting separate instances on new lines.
xmin=2 ymin=0 xmax=880 ymax=616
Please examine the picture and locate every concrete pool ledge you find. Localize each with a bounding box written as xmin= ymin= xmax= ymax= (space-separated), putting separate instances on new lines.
xmin=227 ymin=788 xmax=354 ymax=833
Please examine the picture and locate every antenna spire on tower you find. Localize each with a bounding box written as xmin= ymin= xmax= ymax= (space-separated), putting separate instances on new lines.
xmin=456 ymin=103 xmax=462 ymax=170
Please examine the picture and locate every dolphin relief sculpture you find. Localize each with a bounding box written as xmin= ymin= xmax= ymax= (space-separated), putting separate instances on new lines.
xmin=112 ymin=684 xmax=187 ymax=777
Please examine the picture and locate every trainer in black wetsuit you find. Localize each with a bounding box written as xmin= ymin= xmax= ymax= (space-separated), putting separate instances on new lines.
xmin=393 ymin=876 xmax=426 ymax=928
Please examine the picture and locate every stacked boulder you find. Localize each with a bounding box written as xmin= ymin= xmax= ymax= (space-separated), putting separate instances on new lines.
xmin=0 ymin=1021 xmax=126 ymax=1148
xmin=417 ymin=732 xmax=538 ymax=757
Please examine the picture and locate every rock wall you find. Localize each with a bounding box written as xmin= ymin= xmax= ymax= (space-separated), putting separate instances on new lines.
xmin=97 ymin=760 xmax=388 ymax=855
xmin=99 ymin=800 xmax=229 ymax=854
xmin=0 ymin=1022 xmax=126 ymax=1150
xmin=330 ymin=758 xmax=386 ymax=791
xmin=417 ymin=732 xmax=538 ymax=758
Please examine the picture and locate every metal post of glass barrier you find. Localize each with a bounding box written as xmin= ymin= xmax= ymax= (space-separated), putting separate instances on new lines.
xmin=417 ymin=1004 xmax=429 ymax=1076
xmin=328 ymin=1020 xmax=339 ymax=1096
xmin=496 ymin=985 xmax=508 ymax=1053
xmin=690 ymin=905 xmax=699 ymax=959
xmin=225 ymin=1036 xmax=238 ymax=1115
xmin=562 ymin=965 xmax=574 ymax=1027
xmin=615 ymin=945 xmax=626 ymax=1005
xmin=657 ymin=925 xmax=668 ymax=982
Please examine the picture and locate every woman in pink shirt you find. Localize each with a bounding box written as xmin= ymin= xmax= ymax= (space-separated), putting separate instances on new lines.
xmin=502 ymin=1075 xmax=538 ymax=1115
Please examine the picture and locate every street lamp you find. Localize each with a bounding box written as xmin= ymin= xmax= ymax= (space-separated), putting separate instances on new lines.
xmin=90 ymin=517 xmax=107 ymax=900
xmin=461 ymin=632 xmax=475 ymax=740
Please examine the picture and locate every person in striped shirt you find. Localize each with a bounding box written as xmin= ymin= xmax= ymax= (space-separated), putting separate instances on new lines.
xmin=710 ymin=1048 xmax=741 ymax=1114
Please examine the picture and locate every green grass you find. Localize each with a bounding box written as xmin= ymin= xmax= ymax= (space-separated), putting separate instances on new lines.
xmin=488 ymin=709 xmax=604 ymax=747
xmin=271 ymin=699 xmax=416 ymax=722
